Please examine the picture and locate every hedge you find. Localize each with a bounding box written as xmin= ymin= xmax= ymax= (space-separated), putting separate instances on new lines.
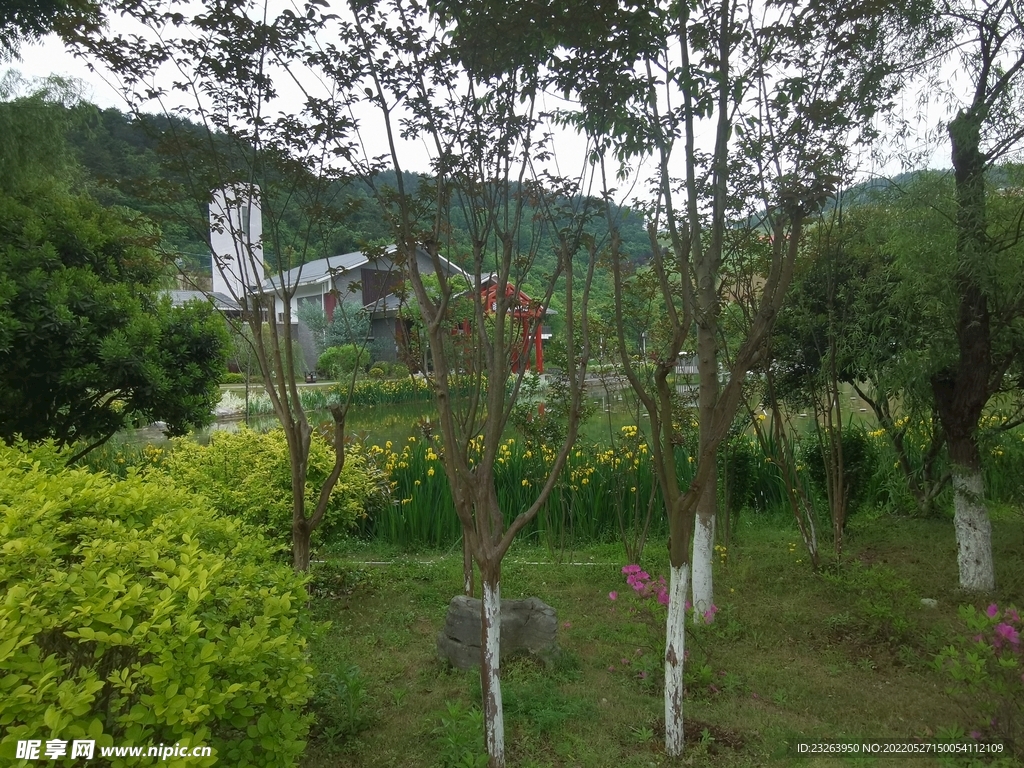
xmin=0 ymin=443 xmax=314 ymax=767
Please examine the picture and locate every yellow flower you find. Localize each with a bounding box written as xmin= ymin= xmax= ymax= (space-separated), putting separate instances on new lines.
xmin=414 ymin=480 xmax=421 ymax=486
xmin=521 ymin=478 xmax=530 ymax=487
xmin=427 ymin=467 xmax=435 ymax=477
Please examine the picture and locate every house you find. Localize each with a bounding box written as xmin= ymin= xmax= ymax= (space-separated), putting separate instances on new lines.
xmin=260 ymin=246 xmax=468 ymax=363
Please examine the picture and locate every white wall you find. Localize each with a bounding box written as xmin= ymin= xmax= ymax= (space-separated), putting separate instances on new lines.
xmin=210 ymin=185 xmax=264 ymax=300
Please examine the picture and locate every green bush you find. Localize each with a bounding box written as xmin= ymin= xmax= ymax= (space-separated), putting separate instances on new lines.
xmin=368 ymin=366 xmax=386 ymax=379
xmin=317 ymin=344 xmax=370 ymax=379
xmin=801 ymin=423 xmax=876 ymax=513
xmin=163 ymin=427 xmax=379 ymax=548
xmin=220 ymin=372 xmax=246 ymax=384
xmin=390 ymin=363 xmax=409 ymax=378
xmin=0 ymin=442 xmax=313 ymax=767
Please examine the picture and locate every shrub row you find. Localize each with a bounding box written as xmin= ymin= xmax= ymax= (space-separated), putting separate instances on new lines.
xmin=0 ymin=443 xmax=314 ymax=766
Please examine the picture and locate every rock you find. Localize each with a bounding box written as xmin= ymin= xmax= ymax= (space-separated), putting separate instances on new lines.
xmin=437 ymin=595 xmax=559 ymax=670
xmin=920 ymin=598 xmax=938 ymax=609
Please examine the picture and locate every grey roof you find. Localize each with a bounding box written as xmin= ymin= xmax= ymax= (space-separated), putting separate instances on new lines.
xmin=165 ymin=290 xmax=241 ymax=312
xmin=261 ymin=246 xmax=469 ymax=294
xmin=261 ymin=250 xmax=369 ymax=291
xmin=363 ymin=293 xmax=404 ymax=314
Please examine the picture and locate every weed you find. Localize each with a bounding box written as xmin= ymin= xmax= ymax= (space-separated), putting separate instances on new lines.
xmin=629 ymin=724 xmax=654 ymax=743
xmin=309 ymin=664 xmax=368 ymax=748
xmin=434 ymin=701 xmax=488 ymax=768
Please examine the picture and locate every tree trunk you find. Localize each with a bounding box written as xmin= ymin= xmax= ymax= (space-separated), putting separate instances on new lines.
xmin=691 ymin=509 xmax=714 ymax=620
xmin=664 ymin=562 xmax=690 ymax=757
xmin=933 ymin=107 xmax=996 ymax=592
xmin=481 ymin=568 xmax=505 ymax=767
xmin=292 ymin=517 xmax=311 ymax=572
xmin=692 ymin=297 xmax=718 ymax=620
xmin=952 ymin=465 xmax=994 ymax=592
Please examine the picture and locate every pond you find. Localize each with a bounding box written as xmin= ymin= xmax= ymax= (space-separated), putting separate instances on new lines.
xmin=122 ymin=380 xmax=865 ymax=450
xmin=123 ymin=384 xmax=672 ymax=450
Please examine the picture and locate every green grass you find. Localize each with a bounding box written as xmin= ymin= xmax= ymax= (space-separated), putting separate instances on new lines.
xmin=301 ymin=511 xmax=1024 ymax=767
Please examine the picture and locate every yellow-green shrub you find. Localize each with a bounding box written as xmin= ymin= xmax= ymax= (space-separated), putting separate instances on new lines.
xmin=163 ymin=427 xmax=377 ymax=548
xmin=0 ymin=442 xmax=314 ymax=767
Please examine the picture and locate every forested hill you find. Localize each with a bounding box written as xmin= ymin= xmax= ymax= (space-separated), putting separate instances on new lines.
xmin=63 ymin=104 xmax=653 ymax=276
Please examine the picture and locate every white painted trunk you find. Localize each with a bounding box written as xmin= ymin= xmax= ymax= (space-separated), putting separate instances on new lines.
xmin=482 ymin=579 xmax=505 ymax=767
xmin=664 ymin=563 xmax=690 ymax=757
xmin=952 ymin=468 xmax=994 ymax=592
xmin=691 ymin=514 xmax=714 ymax=623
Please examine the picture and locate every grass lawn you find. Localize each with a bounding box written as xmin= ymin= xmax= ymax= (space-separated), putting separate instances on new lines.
xmin=301 ymin=509 xmax=1024 ymax=768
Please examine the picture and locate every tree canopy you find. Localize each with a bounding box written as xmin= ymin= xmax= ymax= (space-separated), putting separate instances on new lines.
xmin=0 ymin=184 xmax=228 ymax=459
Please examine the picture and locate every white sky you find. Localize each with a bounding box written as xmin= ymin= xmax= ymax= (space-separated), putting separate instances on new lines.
xmin=9 ymin=15 xmax=958 ymax=198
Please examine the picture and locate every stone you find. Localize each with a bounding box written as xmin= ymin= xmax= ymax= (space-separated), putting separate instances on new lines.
xmin=920 ymin=598 xmax=938 ymax=609
xmin=437 ymin=595 xmax=559 ymax=670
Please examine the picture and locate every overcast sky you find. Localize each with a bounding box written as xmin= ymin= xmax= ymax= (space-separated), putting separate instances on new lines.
xmin=9 ymin=20 xmax=954 ymax=193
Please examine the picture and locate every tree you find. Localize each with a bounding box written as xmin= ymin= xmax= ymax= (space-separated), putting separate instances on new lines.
xmin=770 ymin=193 xmax=950 ymax=522
xmin=286 ymin=5 xmax=602 ymax=764
xmin=524 ymin=0 xmax=933 ymax=754
xmin=0 ymin=73 xmax=82 ymax=194
xmin=70 ymin=0 xmax=370 ymax=573
xmin=890 ymin=168 xmax=1024 ymax=591
xmin=768 ymin=204 xmax=902 ymax=558
xmin=0 ymin=0 xmax=99 ymax=61
xmin=0 ymin=183 xmax=227 ymax=462
xmin=915 ymin=0 xmax=1024 ymax=591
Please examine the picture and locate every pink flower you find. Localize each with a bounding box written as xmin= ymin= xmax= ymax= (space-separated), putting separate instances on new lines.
xmin=621 ymin=657 xmax=631 ymax=665
xmin=970 ymin=731 xmax=982 ymax=740
xmin=986 ymin=603 xmax=999 ymax=619
xmin=1007 ymin=608 xmax=1020 ymax=624
xmin=622 ymin=564 xmax=642 ymax=575
xmin=685 ymin=600 xmax=692 ymax=611
xmin=608 ymin=591 xmax=618 ymax=601
xmin=656 ymin=589 xmax=669 ymax=606
xmin=608 ymin=665 xmax=616 ymax=672
xmin=562 ymin=621 xmax=572 ymax=629
xmin=637 ymin=671 xmax=648 ymax=680
xmin=995 ymin=622 xmax=1020 ymax=645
